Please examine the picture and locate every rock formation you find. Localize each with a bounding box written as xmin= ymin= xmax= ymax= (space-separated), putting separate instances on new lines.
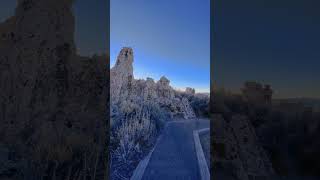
xmin=186 ymin=87 xmax=196 ymax=95
xmin=0 ymin=0 xmax=107 ymax=179
xmin=110 ymin=47 xmax=196 ymax=121
xmin=181 ymin=97 xmax=197 ymax=119
xmin=110 ymin=47 xmax=134 ymax=104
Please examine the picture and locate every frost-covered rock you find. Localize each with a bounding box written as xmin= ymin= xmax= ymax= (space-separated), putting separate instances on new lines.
xmin=110 ymin=47 xmax=196 ymax=122
xmin=181 ymin=97 xmax=196 ymax=119
xmin=143 ymin=77 xmax=157 ymax=100
xmin=110 ymin=47 xmax=134 ymax=104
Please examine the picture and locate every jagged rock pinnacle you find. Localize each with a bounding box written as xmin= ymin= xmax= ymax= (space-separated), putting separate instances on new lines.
xmin=115 ymin=47 xmax=133 ymax=66
xmin=112 ymin=47 xmax=134 ymax=78
xmin=110 ymin=47 xmax=134 ymax=104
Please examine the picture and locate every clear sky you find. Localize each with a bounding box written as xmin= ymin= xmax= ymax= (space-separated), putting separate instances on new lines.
xmin=213 ymin=0 xmax=320 ymax=98
xmin=111 ymin=0 xmax=210 ymax=93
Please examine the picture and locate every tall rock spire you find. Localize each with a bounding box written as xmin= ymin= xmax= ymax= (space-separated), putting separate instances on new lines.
xmin=110 ymin=47 xmax=134 ymax=104
xmin=114 ymin=47 xmax=134 ymax=71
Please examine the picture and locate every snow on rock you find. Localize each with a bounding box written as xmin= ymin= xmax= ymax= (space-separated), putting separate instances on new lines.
xmin=110 ymin=47 xmax=196 ymax=122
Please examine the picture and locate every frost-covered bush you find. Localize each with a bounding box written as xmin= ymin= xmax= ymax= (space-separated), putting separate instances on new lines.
xmin=144 ymin=101 xmax=168 ymax=130
xmin=113 ymin=116 xmax=154 ymax=164
xmin=110 ymin=99 xmax=167 ymax=179
xmin=189 ymin=94 xmax=210 ymax=117
xmin=174 ymin=91 xmax=209 ymax=117
xmin=111 ymin=101 xmax=166 ymax=152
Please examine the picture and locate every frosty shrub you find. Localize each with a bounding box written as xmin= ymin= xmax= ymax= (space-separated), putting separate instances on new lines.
xmin=110 ymin=99 xmax=167 ymax=179
xmin=111 ymin=100 xmax=166 ymax=156
xmin=144 ymin=100 xmax=168 ymax=130
xmin=189 ymin=94 xmax=210 ymax=117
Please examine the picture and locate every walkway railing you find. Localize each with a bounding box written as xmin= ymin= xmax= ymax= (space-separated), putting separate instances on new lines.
xmin=193 ymin=128 xmax=210 ymax=180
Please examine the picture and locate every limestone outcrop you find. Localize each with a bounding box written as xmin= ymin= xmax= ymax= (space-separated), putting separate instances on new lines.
xmin=110 ymin=47 xmax=196 ymax=121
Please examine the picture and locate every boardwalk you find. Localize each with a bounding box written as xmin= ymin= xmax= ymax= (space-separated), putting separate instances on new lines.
xmin=141 ymin=119 xmax=210 ymax=180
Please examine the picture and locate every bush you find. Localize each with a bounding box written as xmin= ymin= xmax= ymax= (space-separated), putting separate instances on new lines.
xmin=190 ymin=95 xmax=209 ymax=117
xmin=110 ymin=99 xmax=167 ymax=179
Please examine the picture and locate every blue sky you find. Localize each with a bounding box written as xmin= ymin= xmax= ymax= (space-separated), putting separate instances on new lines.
xmin=111 ymin=0 xmax=210 ymax=93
